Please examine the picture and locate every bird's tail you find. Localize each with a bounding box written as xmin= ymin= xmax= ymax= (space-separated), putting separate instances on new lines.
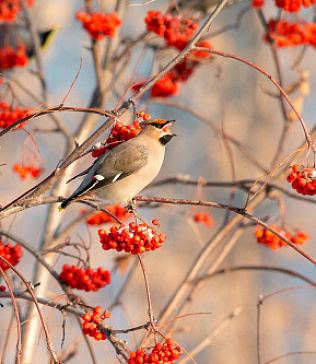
xmin=58 ymin=197 xmax=75 ymax=211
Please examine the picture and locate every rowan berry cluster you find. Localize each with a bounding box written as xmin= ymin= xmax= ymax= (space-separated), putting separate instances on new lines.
xmin=274 ymin=0 xmax=316 ymax=12
xmin=0 ymin=0 xmax=33 ymax=22
xmin=13 ymin=164 xmax=43 ymax=179
xmin=286 ymin=164 xmax=316 ymax=196
xmin=194 ymin=212 xmax=213 ymax=227
xmin=0 ymin=241 xmax=23 ymax=271
xmin=59 ymin=265 xmax=111 ymax=292
xmin=255 ymin=224 xmax=309 ymax=250
xmin=0 ymin=45 xmax=28 ymax=70
xmin=151 ymin=73 xmax=181 ymax=97
xmin=92 ymin=121 xmax=142 ymax=158
xmin=145 ymin=11 xmax=198 ymax=50
xmin=86 ymin=204 xmax=129 ymax=225
xmin=135 ymin=9 xmax=212 ymax=98
xmin=76 ymin=11 xmax=122 ymax=40
xmin=128 ymin=339 xmax=183 ymax=364
xmin=98 ymin=221 xmax=167 ymax=254
xmin=0 ymin=285 xmax=5 ymax=292
xmin=82 ymin=305 xmax=111 ymax=341
xmin=92 ymin=112 xmax=152 ymax=157
xmin=266 ymin=20 xmax=316 ymax=49
xmin=0 ymin=101 xmax=32 ymax=129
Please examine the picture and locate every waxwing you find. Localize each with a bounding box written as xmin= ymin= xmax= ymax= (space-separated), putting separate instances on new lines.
xmin=58 ymin=119 xmax=176 ymax=211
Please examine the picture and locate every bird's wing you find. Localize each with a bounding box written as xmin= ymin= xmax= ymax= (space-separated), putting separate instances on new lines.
xmin=66 ymin=165 xmax=93 ymax=184
xmin=92 ymin=143 xmax=150 ymax=187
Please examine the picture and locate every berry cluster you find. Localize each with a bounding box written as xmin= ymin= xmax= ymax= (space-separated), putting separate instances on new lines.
xmin=255 ymin=224 xmax=309 ymax=250
xmin=266 ymin=20 xmax=316 ymax=49
xmin=0 ymin=0 xmax=33 ymax=22
xmin=0 ymin=285 xmax=5 ymax=292
xmin=128 ymin=339 xmax=183 ymax=364
xmin=134 ymin=12 xmax=213 ymax=98
xmin=151 ymin=73 xmax=181 ymax=98
xmin=76 ymin=11 xmax=122 ymax=40
xmin=13 ymin=164 xmax=43 ymax=179
xmin=286 ymin=164 xmax=316 ymax=196
xmin=86 ymin=204 xmax=130 ymax=225
xmin=0 ymin=45 xmax=28 ymax=70
xmin=145 ymin=11 xmax=198 ymax=51
xmin=274 ymin=0 xmax=316 ymax=12
xmin=0 ymin=102 xmax=32 ymax=129
xmin=59 ymin=265 xmax=111 ymax=292
xmin=194 ymin=212 xmax=213 ymax=227
xmin=92 ymin=112 xmax=152 ymax=158
xmin=82 ymin=305 xmax=111 ymax=341
xmin=98 ymin=221 xmax=167 ymax=254
xmin=0 ymin=241 xmax=23 ymax=271
xmin=92 ymin=120 xmax=142 ymax=158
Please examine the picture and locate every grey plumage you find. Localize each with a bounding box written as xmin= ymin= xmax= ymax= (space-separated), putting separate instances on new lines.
xmin=59 ymin=119 xmax=175 ymax=211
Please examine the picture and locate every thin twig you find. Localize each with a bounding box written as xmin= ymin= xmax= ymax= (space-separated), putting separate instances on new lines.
xmin=0 ymin=256 xmax=60 ymax=363
xmin=0 ymin=267 xmax=22 ymax=364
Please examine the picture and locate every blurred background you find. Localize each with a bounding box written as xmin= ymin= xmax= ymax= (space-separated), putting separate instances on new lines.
xmin=1 ymin=0 xmax=316 ymax=363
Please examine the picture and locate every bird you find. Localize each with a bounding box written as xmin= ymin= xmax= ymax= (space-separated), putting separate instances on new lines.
xmin=58 ymin=118 xmax=176 ymax=211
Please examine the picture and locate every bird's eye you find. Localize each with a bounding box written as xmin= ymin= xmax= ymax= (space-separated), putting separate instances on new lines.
xmin=151 ymin=123 xmax=162 ymax=129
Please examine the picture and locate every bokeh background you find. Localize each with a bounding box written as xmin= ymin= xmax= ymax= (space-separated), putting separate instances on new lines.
xmin=1 ymin=0 xmax=316 ymax=363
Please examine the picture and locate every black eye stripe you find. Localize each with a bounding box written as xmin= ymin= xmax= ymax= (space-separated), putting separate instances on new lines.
xmin=151 ymin=123 xmax=163 ymax=129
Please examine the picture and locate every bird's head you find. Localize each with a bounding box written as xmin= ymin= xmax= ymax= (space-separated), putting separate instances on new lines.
xmin=140 ymin=118 xmax=176 ymax=145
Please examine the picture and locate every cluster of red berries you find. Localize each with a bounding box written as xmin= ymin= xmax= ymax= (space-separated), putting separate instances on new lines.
xmin=266 ymin=20 xmax=316 ymax=49
xmin=0 ymin=102 xmax=32 ymax=129
xmin=92 ymin=112 xmax=151 ymax=158
xmin=142 ymin=12 xmax=212 ymax=98
xmin=128 ymin=339 xmax=183 ymax=364
xmin=98 ymin=220 xmax=167 ymax=254
xmin=0 ymin=0 xmax=33 ymax=22
xmin=0 ymin=45 xmax=28 ymax=70
xmin=286 ymin=164 xmax=316 ymax=196
xmin=0 ymin=241 xmax=23 ymax=271
xmin=86 ymin=204 xmax=130 ymax=225
xmin=59 ymin=265 xmax=111 ymax=292
xmin=0 ymin=285 xmax=5 ymax=292
xmin=135 ymin=12 xmax=212 ymax=99
xmin=255 ymin=224 xmax=309 ymax=250
xmin=151 ymin=73 xmax=181 ymax=98
xmin=82 ymin=305 xmax=111 ymax=341
xmin=194 ymin=212 xmax=213 ymax=227
xmin=145 ymin=11 xmax=199 ymax=51
xmin=133 ymin=74 xmax=180 ymax=98
xmin=76 ymin=11 xmax=122 ymax=40
xmin=274 ymin=0 xmax=316 ymax=12
xmin=92 ymin=121 xmax=142 ymax=157
xmin=13 ymin=164 xmax=43 ymax=179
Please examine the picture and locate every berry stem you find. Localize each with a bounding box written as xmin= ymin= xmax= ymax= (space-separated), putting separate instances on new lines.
xmin=137 ymin=253 xmax=157 ymax=341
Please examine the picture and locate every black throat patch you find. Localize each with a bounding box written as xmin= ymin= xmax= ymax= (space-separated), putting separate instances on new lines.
xmin=159 ymin=134 xmax=174 ymax=145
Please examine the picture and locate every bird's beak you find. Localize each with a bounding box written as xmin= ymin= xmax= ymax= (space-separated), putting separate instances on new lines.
xmin=163 ymin=120 xmax=177 ymax=136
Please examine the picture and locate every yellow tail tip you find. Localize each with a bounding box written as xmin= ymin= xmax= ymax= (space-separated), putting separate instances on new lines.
xmin=58 ymin=205 xmax=64 ymax=212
